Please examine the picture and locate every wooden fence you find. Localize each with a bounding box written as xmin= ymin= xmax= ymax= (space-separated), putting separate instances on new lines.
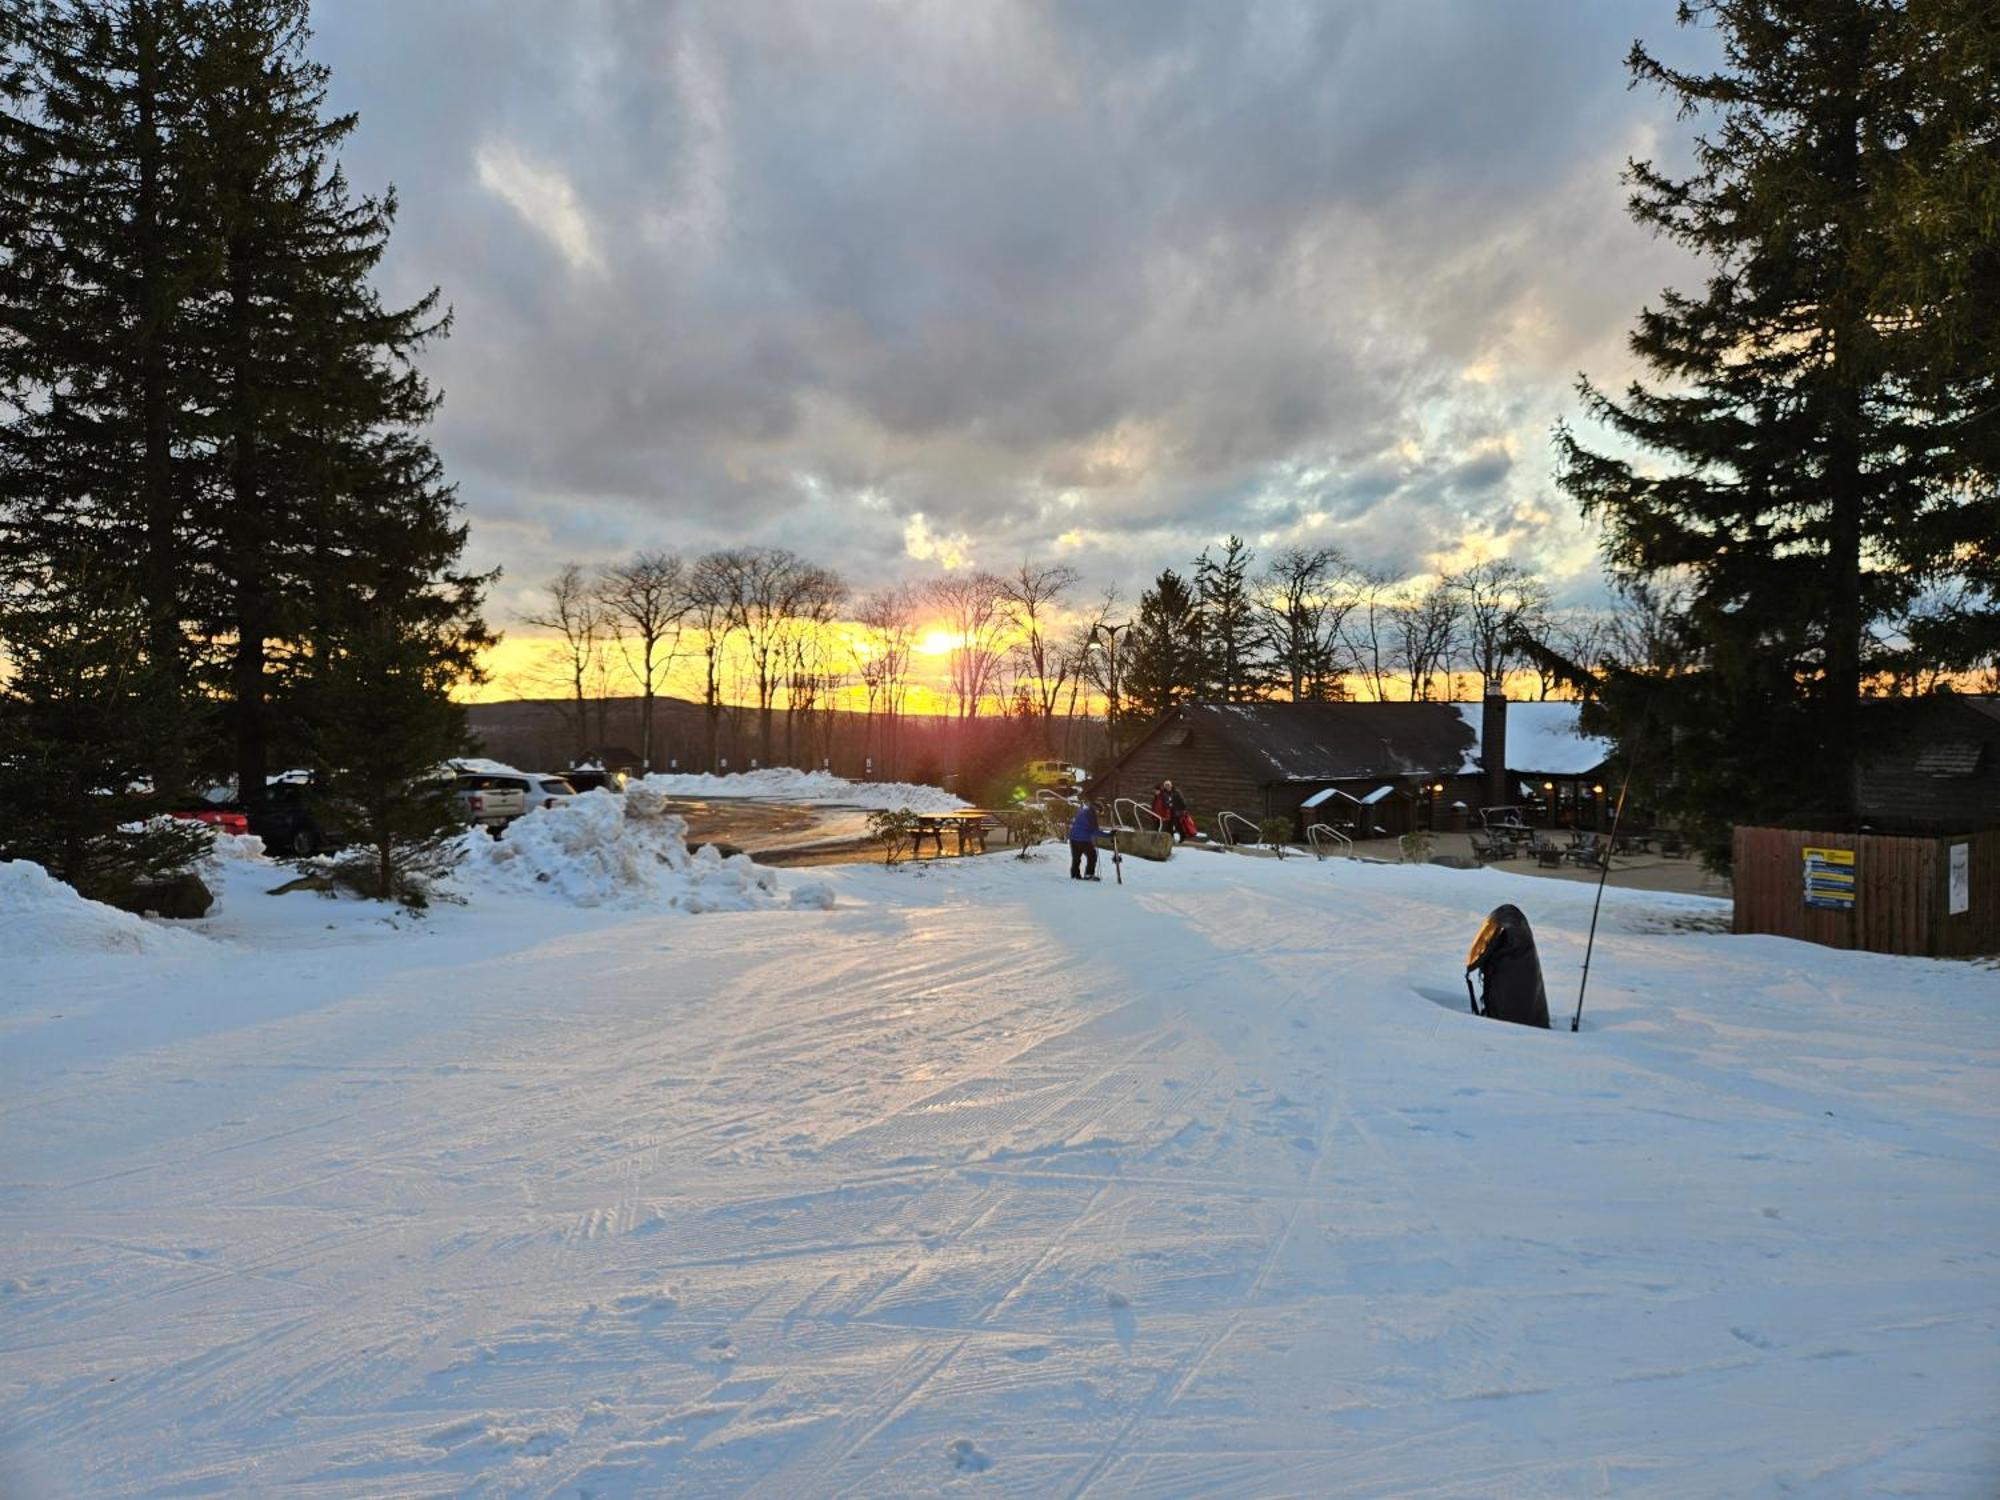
xmin=1732 ymin=826 xmax=2000 ymax=957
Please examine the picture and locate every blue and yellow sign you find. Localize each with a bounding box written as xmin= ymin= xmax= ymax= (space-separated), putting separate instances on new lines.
xmin=1803 ymin=846 xmax=1856 ymax=910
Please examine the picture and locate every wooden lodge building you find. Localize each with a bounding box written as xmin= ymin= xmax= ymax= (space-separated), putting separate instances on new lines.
xmin=1734 ymin=694 xmax=2000 ymax=957
xmin=1089 ymin=695 xmax=1613 ymax=836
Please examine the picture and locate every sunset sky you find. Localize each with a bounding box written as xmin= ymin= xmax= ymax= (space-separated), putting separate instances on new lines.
xmin=307 ymin=1 xmax=1715 ymax=691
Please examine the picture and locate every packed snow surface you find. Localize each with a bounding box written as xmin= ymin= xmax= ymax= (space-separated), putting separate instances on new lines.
xmin=631 ymin=766 xmax=969 ymax=813
xmin=2 ymin=847 xmax=1997 ymax=1496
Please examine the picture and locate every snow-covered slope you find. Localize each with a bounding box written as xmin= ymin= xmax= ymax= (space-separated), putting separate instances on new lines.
xmin=1 ymin=849 xmax=1995 ymax=1496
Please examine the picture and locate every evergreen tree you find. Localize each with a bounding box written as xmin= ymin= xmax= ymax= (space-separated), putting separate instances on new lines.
xmin=1124 ymin=569 xmax=1205 ymax=721
xmin=1194 ymin=535 xmax=1264 ymax=701
xmin=1558 ymin=0 xmax=2000 ymax=843
xmin=1874 ymin=0 xmax=2000 ymax=678
xmin=2 ymin=0 xmax=488 ymax=901
xmin=182 ymin=0 xmax=489 ymax=801
xmin=301 ymin=607 xmax=469 ymax=906
xmin=0 ymin=0 xmax=218 ymax=796
xmin=0 ymin=542 xmax=211 ymax=904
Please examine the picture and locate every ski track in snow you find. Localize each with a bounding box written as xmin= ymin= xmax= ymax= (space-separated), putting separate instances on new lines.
xmin=2 ymin=850 xmax=1997 ymax=1497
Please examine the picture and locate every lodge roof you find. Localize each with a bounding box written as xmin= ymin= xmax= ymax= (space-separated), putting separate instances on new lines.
xmin=1113 ymin=700 xmax=1611 ymax=786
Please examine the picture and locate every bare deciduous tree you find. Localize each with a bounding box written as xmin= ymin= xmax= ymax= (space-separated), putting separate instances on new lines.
xmin=781 ymin=568 xmax=848 ymax=766
xmin=1000 ymin=560 xmax=1079 ymax=741
xmin=1389 ymin=579 xmax=1462 ymax=701
xmin=923 ymin=570 xmax=1009 ymax=721
xmin=519 ymin=563 xmax=607 ymax=765
xmin=852 ymin=586 xmax=917 ymax=776
xmin=686 ymin=552 xmax=739 ymax=771
xmin=598 ymin=550 xmax=689 ymax=772
xmin=1258 ymin=546 xmax=1355 ymax=701
xmin=710 ymin=547 xmax=844 ymax=766
xmin=1339 ymin=570 xmax=1398 ymax=702
xmin=1448 ymin=558 xmax=1552 ymax=696
xmin=1068 ymin=587 xmax=1127 ymax=743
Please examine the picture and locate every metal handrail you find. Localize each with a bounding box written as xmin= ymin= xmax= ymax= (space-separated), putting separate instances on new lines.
xmin=1217 ymin=809 xmax=1262 ymax=850
xmin=1037 ymin=790 xmax=1077 ymax=827
xmin=1113 ymin=796 xmax=1165 ymax=833
xmin=1306 ymin=822 xmax=1353 ymax=861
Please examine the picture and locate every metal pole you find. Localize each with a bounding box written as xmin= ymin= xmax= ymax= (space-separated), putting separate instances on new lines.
xmin=1571 ymin=771 xmax=1632 ymax=1032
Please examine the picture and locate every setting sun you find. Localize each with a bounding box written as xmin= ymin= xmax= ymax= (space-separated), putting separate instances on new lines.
xmin=917 ymin=628 xmax=962 ymax=657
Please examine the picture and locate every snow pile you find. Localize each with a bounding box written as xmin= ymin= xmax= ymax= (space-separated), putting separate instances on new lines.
xmin=787 ymin=881 xmax=838 ymax=910
xmin=450 ymin=788 xmax=780 ymax=911
xmin=206 ymin=831 xmax=267 ymax=862
xmin=0 ymin=859 xmax=208 ymax=956
xmin=630 ymin=767 xmax=968 ymax=813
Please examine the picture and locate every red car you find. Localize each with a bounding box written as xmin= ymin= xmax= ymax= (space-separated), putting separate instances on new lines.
xmin=172 ymin=808 xmax=250 ymax=838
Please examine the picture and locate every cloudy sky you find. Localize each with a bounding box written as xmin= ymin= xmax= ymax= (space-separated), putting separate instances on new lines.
xmin=309 ymin=0 xmax=1712 ymax=628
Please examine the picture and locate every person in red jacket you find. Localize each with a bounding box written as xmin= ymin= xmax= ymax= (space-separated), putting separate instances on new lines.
xmin=1151 ymin=780 xmax=1194 ymax=840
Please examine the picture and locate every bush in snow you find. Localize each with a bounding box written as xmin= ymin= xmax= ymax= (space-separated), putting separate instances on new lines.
xmin=866 ymin=808 xmax=920 ymax=866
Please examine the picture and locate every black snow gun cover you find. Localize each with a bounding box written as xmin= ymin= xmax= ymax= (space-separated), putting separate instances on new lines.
xmin=1465 ymin=904 xmax=1551 ymax=1029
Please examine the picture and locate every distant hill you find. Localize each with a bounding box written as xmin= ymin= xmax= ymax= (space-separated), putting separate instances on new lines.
xmin=466 ymin=694 xmax=1102 ymax=789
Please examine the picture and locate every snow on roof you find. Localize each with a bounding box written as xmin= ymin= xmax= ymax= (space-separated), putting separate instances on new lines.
xmin=449 ymin=756 xmax=528 ymax=778
xmin=1452 ymin=701 xmax=1612 ymax=776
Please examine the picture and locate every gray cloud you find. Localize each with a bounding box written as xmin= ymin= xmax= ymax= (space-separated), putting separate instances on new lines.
xmin=308 ymin=0 xmax=1710 ymax=621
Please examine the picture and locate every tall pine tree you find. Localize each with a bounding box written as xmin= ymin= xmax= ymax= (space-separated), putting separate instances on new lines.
xmin=2 ymin=0 xmax=489 ymax=895
xmin=0 ymin=0 xmax=217 ymax=794
xmin=1195 ymin=535 xmax=1265 ymax=702
xmin=184 ymin=0 xmax=489 ymax=803
xmin=1124 ymin=569 xmax=1205 ymax=721
xmin=1558 ymin=0 xmax=1999 ymax=845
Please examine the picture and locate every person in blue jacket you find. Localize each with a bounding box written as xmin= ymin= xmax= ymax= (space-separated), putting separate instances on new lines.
xmin=1068 ymin=802 xmax=1102 ymax=880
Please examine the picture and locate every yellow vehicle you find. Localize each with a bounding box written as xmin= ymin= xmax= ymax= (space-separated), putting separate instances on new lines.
xmin=1025 ymin=759 xmax=1084 ymax=792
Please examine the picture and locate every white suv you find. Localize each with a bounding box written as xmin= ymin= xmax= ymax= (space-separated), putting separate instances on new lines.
xmin=451 ymin=768 xmax=531 ymax=831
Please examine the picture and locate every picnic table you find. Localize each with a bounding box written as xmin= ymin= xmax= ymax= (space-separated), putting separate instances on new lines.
xmin=909 ymin=810 xmax=993 ymax=857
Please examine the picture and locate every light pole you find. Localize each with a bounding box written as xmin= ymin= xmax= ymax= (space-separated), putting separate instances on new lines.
xmin=1091 ymin=620 xmax=1129 ymax=750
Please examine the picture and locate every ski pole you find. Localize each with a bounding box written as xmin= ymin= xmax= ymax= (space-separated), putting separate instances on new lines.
xmin=1571 ymin=770 xmax=1632 ymax=1032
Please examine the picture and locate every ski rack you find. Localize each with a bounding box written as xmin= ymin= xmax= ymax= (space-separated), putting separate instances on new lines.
xmin=1306 ymin=822 xmax=1353 ymax=861
xmin=1217 ymin=809 xmax=1263 ymax=851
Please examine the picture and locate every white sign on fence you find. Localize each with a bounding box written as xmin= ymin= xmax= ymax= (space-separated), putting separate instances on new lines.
xmin=1948 ymin=841 xmax=1970 ymax=917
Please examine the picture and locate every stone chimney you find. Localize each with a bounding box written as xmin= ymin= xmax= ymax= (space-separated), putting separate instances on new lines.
xmin=1481 ymin=690 xmax=1508 ymax=811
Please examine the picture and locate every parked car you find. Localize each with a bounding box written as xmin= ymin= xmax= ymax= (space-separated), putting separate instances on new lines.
xmin=451 ymin=767 xmax=531 ymax=832
xmin=524 ymin=773 xmax=577 ymax=810
xmin=564 ymin=765 xmax=628 ymax=794
xmin=1025 ymin=759 xmax=1086 ymax=792
xmin=246 ymin=774 xmax=337 ymax=857
xmin=170 ymin=808 xmax=250 ymax=838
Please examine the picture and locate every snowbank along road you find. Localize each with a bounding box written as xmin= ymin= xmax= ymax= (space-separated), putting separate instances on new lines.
xmin=1 ymin=826 xmax=1996 ymax=1496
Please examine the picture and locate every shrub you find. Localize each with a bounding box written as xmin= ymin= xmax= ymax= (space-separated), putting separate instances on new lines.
xmin=866 ymin=807 xmax=919 ymax=865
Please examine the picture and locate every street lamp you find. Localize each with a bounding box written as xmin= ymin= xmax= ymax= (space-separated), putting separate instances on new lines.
xmin=1091 ymin=620 xmax=1129 ymax=739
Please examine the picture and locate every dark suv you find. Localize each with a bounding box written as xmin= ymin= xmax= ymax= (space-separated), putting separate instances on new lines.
xmin=246 ymin=775 xmax=337 ymax=857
